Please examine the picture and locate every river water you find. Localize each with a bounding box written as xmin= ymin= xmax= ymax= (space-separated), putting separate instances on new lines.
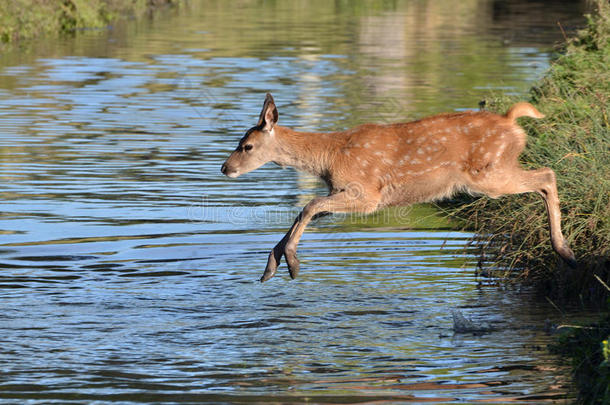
xmin=0 ymin=1 xmax=590 ymax=403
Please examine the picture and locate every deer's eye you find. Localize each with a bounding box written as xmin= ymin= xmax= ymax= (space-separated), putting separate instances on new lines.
xmin=244 ymin=144 xmax=253 ymax=151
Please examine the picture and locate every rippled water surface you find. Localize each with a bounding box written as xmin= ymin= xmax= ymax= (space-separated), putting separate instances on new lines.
xmin=0 ymin=0 xmax=591 ymax=403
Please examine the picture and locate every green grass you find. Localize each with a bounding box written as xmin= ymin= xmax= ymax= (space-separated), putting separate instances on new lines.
xmin=446 ymin=0 xmax=610 ymax=302
xmin=0 ymin=0 xmax=180 ymax=44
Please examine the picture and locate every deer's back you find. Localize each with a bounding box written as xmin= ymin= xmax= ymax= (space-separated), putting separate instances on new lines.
xmin=329 ymin=111 xmax=527 ymax=206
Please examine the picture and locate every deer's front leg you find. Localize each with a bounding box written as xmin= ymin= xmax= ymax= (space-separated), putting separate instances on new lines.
xmin=260 ymin=206 xmax=323 ymax=282
xmin=260 ymin=219 xmax=297 ymax=282
xmin=260 ymin=189 xmax=380 ymax=282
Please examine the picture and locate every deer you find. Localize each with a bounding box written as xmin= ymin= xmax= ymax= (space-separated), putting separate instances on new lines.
xmin=221 ymin=93 xmax=577 ymax=282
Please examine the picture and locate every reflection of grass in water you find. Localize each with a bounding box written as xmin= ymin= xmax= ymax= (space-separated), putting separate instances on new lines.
xmin=304 ymin=204 xmax=476 ymax=274
xmin=321 ymin=205 xmax=456 ymax=232
xmin=0 ymin=0 xmax=180 ymax=44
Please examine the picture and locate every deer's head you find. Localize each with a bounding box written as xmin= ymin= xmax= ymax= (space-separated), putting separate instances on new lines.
xmin=221 ymin=93 xmax=279 ymax=178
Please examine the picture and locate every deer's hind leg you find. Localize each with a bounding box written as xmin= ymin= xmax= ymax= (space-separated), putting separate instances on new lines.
xmin=261 ymin=187 xmax=381 ymax=282
xmin=467 ymin=166 xmax=577 ymax=268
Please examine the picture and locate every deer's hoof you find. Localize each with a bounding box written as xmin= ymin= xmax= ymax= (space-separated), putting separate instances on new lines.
xmin=261 ymin=250 xmax=280 ymax=282
xmin=284 ymin=248 xmax=300 ymax=279
xmin=558 ymin=241 xmax=578 ymax=269
xmin=260 ymin=268 xmax=275 ymax=283
xmin=562 ymin=248 xmax=578 ymax=269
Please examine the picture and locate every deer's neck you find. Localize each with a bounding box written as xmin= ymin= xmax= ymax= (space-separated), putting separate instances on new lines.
xmin=272 ymin=126 xmax=341 ymax=178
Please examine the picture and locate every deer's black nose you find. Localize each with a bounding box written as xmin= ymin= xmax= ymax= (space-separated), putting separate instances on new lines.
xmin=221 ymin=163 xmax=228 ymax=175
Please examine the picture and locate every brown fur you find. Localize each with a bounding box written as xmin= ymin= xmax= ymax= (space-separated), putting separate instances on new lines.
xmin=221 ymin=94 xmax=577 ymax=282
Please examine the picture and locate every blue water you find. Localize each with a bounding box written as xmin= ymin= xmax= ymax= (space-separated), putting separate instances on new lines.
xmin=0 ymin=0 xmax=589 ymax=402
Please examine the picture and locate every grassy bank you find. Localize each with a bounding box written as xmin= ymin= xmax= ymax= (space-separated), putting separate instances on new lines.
xmin=446 ymin=1 xmax=609 ymax=401
xmin=448 ymin=0 xmax=609 ymax=301
xmin=0 ymin=0 xmax=179 ymax=45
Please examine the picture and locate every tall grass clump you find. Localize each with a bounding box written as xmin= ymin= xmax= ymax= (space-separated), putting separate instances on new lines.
xmin=448 ymin=0 xmax=609 ymax=302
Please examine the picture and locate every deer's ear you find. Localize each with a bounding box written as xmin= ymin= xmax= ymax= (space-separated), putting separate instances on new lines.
xmin=257 ymin=93 xmax=279 ymax=132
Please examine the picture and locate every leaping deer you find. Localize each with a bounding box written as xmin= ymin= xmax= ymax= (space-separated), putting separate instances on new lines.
xmin=221 ymin=93 xmax=577 ymax=282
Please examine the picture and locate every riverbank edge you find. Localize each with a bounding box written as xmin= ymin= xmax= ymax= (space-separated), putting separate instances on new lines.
xmin=443 ymin=1 xmax=609 ymax=401
xmin=447 ymin=0 xmax=609 ymax=299
xmin=0 ymin=0 xmax=181 ymax=46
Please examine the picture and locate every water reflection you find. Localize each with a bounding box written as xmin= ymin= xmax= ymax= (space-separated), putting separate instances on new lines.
xmin=0 ymin=0 xmax=589 ymax=402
